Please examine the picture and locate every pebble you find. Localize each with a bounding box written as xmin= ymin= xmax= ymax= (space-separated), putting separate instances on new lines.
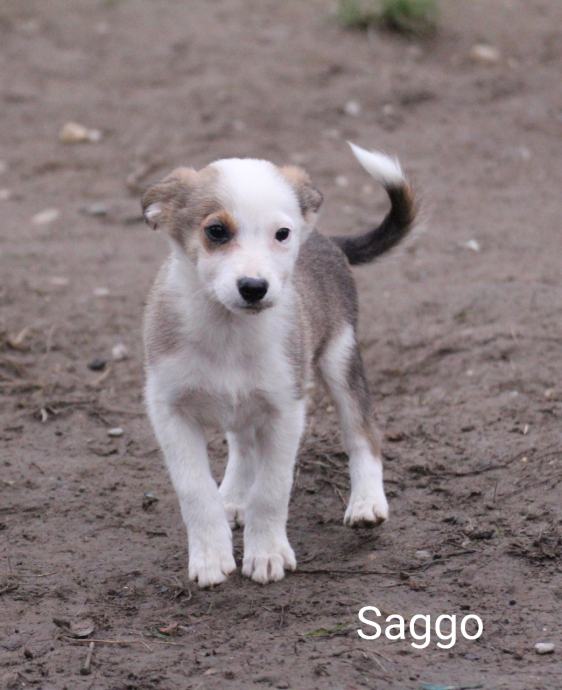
xmin=32 ymin=208 xmax=60 ymax=225
xmin=535 ymin=642 xmax=554 ymax=655
xmin=112 ymin=342 xmax=129 ymax=361
xmin=107 ymin=427 xmax=124 ymax=438
xmin=88 ymin=357 xmax=107 ymax=372
xmin=59 ymin=121 xmax=102 ymax=144
xmin=50 ymin=276 xmax=69 ymax=287
xmin=322 ymin=127 xmax=340 ymax=139
xmin=343 ymin=99 xmax=362 ymax=117
xmin=289 ymin=152 xmax=307 ymax=164
xmin=81 ymin=202 xmax=108 ymax=217
xmin=93 ymin=286 xmax=110 ymax=297
xmin=464 ymin=239 xmax=481 ymax=252
xmin=232 ymin=119 xmax=246 ymax=132
xmin=94 ymin=21 xmax=110 ymax=35
xmin=142 ymin=491 xmax=159 ymax=510
xmin=469 ymin=44 xmax=501 ymax=65
xmin=0 ymin=188 xmax=12 ymax=201
xmin=335 ymin=175 xmax=349 ymax=188
xmin=415 ymin=549 xmax=432 ymax=560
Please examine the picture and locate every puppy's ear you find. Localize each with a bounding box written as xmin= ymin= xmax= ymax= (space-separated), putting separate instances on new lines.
xmin=141 ymin=167 xmax=198 ymax=230
xmin=280 ymin=165 xmax=323 ymax=224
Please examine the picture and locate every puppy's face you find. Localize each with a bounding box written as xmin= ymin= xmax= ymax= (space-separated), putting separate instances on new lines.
xmin=142 ymin=158 xmax=322 ymax=314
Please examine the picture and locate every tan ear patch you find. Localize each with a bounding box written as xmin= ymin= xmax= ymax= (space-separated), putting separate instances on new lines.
xmin=141 ymin=166 xmax=220 ymax=244
xmin=280 ymin=165 xmax=323 ymax=217
xmin=141 ymin=168 xmax=198 ymax=231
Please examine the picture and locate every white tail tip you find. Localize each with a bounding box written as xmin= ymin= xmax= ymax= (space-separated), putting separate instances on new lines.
xmin=348 ymin=142 xmax=405 ymax=188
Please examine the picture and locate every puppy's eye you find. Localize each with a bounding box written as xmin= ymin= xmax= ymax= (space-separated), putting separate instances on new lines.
xmin=205 ymin=224 xmax=231 ymax=244
xmin=275 ymin=227 xmax=290 ymax=242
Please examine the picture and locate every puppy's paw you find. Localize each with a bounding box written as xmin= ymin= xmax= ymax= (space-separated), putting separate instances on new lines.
xmin=242 ymin=534 xmax=296 ymax=584
xmin=188 ymin=535 xmax=236 ymax=588
xmin=344 ymin=490 xmax=389 ymax=527
xmin=223 ymin=502 xmax=246 ymax=529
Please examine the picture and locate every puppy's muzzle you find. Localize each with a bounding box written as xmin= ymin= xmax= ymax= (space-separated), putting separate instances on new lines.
xmin=237 ymin=277 xmax=269 ymax=305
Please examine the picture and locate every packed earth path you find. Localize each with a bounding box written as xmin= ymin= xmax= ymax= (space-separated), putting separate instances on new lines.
xmin=1 ymin=1 xmax=561 ymax=688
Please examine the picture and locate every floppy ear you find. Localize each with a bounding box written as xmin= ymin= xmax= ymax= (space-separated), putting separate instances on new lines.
xmin=141 ymin=167 xmax=198 ymax=230
xmin=280 ymin=165 xmax=323 ymax=224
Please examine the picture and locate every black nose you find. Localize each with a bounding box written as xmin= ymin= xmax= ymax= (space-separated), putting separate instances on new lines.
xmin=237 ymin=277 xmax=268 ymax=304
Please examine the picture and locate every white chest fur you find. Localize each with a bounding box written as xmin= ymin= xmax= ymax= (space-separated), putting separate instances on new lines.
xmin=145 ymin=266 xmax=298 ymax=433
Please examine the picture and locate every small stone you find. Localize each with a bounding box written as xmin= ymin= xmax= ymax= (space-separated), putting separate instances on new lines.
xmin=0 ymin=188 xmax=13 ymax=201
xmin=142 ymin=491 xmax=159 ymax=510
xmin=469 ymin=44 xmax=501 ymax=65
xmin=93 ymin=286 xmax=110 ymax=297
xmin=59 ymin=122 xmax=102 ymax=144
xmin=535 ymin=642 xmax=554 ymax=655
xmin=464 ymin=239 xmax=481 ymax=252
xmin=88 ymin=357 xmax=107 ymax=372
xmin=107 ymin=427 xmax=124 ymax=438
xmin=289 ymin=152 xmax=307 ymax=164
xmin=1 ymin=634 xmax=23 ymax=651
xmin=19 ymin=19 xmax=40 ymax=34
xmin=32 ymin=208 xmax=60 ymax=225
xmin=335 ymin=175 xmax=348 ymax=188
xmin=50 ymin=276 xmax=69 ymax=287
xmin=69 ymin=617 xmax=95 ymax=638
xmin=322 ymin=127 xmax=340 ymax=139
xmin=343 ymin=100 xmax=361 ymax=117
xmin=2 ymin=671 xmax=20 ymax=690
xmin=415 ymin=550 xmax=432 ymax=560
xmin=81 ymin=202 xmax=108 ymax=217
xmin=94 ymin=21 xmax=110 ymax=35
xmin=111 ymin=342 xmax=129 ymax=361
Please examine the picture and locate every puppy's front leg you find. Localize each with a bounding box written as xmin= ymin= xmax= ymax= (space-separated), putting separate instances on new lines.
xmin=147 ymin=396 xmax=235 ymax=588
xmin=242 ymin=400 xmax=306 ymax=584
xmin=220 ymin=428 xmax=258 ymax=528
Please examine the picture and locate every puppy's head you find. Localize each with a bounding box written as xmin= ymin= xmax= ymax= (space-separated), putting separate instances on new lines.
xmin=142 ymin=158 xmax=322 ymax=314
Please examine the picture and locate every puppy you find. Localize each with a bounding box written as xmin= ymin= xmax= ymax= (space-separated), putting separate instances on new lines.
xmin=142 ymin=143 xmax=415 ymax=587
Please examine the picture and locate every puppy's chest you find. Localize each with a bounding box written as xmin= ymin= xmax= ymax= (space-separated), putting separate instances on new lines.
xmin=169 ymin=337 xmax=293 ymax=431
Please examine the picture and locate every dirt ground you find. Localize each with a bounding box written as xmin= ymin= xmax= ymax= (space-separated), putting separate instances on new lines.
xmin=1 ymin=0 xmax=561 ymax=688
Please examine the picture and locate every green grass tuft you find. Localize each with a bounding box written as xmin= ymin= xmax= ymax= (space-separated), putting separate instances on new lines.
xmin=337 ymin=0 xmax=438 ymax=35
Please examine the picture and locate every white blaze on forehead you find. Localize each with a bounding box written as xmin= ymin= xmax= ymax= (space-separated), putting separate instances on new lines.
xmin=211 ymin=158 xmax=300 ymax=226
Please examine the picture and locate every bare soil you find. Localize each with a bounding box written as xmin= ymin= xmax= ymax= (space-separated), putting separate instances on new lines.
xmin=1 ymin=1 xmax=561 ymax=688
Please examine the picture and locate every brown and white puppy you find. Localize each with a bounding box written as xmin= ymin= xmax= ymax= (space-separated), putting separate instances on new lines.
xmin=142 ymin=143 xmax=416 ymax=587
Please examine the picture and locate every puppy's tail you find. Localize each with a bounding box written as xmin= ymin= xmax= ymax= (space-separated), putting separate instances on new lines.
xmin=331 ymin=143 xmax=416 ymax=266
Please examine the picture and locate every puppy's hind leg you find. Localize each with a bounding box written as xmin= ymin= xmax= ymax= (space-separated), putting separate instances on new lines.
xmin=219 ymin=428 xmax=257 ymax=528
xmin=319 ymin=324 xmax=389 ymax=527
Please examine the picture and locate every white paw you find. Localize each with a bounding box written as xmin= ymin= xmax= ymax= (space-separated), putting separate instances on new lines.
xmin=188 ymin=535 xmax=236 ymax=588
xmin=344 ymin=489 xmax=389 ymax=527
xmin=242 ymin=534 xmax=296 ymax=584
xmin=223 ymin=501 xmax=246 ymax=528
